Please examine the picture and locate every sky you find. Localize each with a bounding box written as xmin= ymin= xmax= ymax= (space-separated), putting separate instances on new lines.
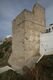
xmin=0 ymin=0 xmax=53 ymax=40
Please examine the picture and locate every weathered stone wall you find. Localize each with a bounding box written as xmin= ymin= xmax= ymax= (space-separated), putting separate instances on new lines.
xmin=8 ymin=3 xmax=46 ymax=72
xmin=24 ymin=21 xmax=40 ymax=61
xmin=32 ymin=3 xmax=46 ymax=26
xmin=9 ymin=12 xmax=25 ymax=70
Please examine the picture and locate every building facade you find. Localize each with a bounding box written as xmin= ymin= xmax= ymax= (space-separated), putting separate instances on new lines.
xmin=8 ymin=3 xmax=46 ymax=72
xmin=46 ymin=24 xmax=53 ymax=33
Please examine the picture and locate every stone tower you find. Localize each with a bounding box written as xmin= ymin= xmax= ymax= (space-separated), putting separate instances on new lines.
xmin=8 ymin=3 xmax=46 ymax=72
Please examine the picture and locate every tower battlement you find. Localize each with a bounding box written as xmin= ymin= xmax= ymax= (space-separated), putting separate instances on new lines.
xmin=8 ymin=3 xmax=46 ymax=72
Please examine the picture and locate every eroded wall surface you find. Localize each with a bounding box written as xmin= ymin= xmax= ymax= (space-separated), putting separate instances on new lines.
xmin=8 ymin=3 xmax=46 ymax=72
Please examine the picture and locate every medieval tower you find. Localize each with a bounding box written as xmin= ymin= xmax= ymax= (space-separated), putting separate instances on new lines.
xmin=9 ymin=3 xmax=46 ymax=72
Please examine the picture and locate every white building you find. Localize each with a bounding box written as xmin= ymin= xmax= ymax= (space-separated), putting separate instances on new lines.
xmin=46 ymin=24 xmax=53 ymax=33
xmin=40 ymin=24 xmax=53 ymax=56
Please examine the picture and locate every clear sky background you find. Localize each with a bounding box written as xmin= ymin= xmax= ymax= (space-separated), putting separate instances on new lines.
xmin=0 ymin=0 xmax=53 ymax=40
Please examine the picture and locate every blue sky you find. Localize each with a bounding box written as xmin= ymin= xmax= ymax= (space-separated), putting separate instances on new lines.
xmin=0 ymin=0 xmax=53 ymax=40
